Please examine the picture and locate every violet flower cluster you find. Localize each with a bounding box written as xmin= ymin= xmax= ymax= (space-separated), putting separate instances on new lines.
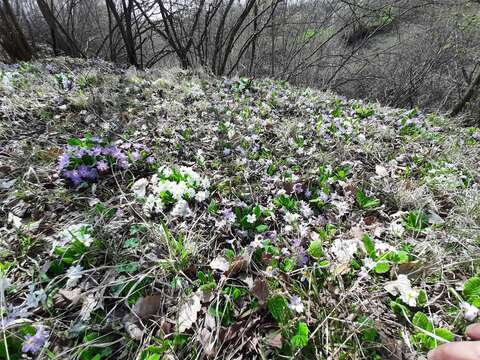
xmin=59 ymin=136 xmax=154 ymax=186
xmin=22 ymin=327 xmax=49 ymax=354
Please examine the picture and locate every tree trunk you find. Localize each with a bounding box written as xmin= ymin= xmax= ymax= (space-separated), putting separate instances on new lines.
xmin=450 ymin=68 xmax=480 ymax=117
xmin=105 ymin=0 xmax=138 ymax=67
xmin=36 ymin=0 xmax=83 ymax=57
xmin=0 ymin=0 xmax=33 ymax=61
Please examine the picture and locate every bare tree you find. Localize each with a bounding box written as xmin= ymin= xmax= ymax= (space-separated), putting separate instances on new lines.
xmin=0 ymin=0 xmax=33 ymax=61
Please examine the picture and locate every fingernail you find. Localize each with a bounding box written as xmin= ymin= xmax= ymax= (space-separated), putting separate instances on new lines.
xmin=465 ymin=323 xmax=480 ymax=339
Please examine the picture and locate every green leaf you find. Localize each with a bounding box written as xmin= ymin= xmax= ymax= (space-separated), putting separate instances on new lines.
xmin=412 ymin=312 xmax=433 ymax=332
xmin=124 ymin=238 xmax=139 ymax=249
xmin=280 ymin=258 xmax=296 ymax=272
xmin=373 ymin=262 xmax=390 ymax=274
xmin=308 ymin=240 xmax=323 ymax=259
xmin=357 ymin=315 xmax=378 ymax=342
xmin=356 ymin=189 xmax=380 ymax=209
xmin=464 ymin=277 xmax=480 ymax=301
xmin=68 ymin=137 xmax=82 ymax=146
xmin=116 ymin=262 xmax=139 ymax=273
xmin=417 ymin=289 xmax=427 ymax=307
xmin=255 ymin=224 xmax=268 ymax=233
xmin=470 ymin=295 xmax=480 ymax=308
xmin=224 ymin=249 xmax=235 ymax=261
xmin=434 ymin=328 xmax=454 ymax=343
xmin=267 ymin=295 xmax=291 ymax=324
xmin=291 ymin=322 xmax=309 ymax=349
xmin=390 ymin=300 xmax=411 ymax=318
xmin=388 ymin=251 xmax=409 ymax=264
xmin=362 ymin=234 xmax=376 ymax=259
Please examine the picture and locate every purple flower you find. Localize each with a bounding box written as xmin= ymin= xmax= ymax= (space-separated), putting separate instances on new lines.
xmin=146 ymin=156 xmax=155 ymax=164
xmin=288 ymin=295 xmax=304 ymax=313
xmin=64 ymin=170 xmax=82 ymax=186
xmin=131 ymin=150 xmax=141 ymax=161
xmin=103 ymin=146 xmax=121 ymax=157
xmin=77 ymin=165 xmax=91 ymax=178
xmin=115 ymin=152 xmax=128 ymax=162
xmin=296 ymin=247 xmax=309 ymax=267
xmin=292 ymin=183 xmax=303 ymax=194
xmin=222 ymin=208 xmax=236 ymax=223
xmin=72 ymin=148 xmax=87 ymax=159
xmin=117 ymin=159 xmax=129 ymax=170
xmin=62 ymin=79 xmax=73 ymax=91
xmin=22 ymin=327 xmax=49 ymax=354
xmin=89 ymin=146 xmax=102 ymax=157
xmin=83 ymin=167 xmax=98 ymax=181
xmin=96 ymin=160 xmax=109 ymax=172
xmin=58 ymin=153 xmax=70 ymax=171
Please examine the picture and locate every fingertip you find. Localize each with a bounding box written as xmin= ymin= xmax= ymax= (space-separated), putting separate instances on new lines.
xmin=466 ymin=324 xmax=480 ymax=340
xmin=427 ymin=349 xmax=435 ymax=360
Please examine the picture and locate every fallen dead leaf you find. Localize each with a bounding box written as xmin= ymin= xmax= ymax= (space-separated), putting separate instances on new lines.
xmin=209 ymin=255 xmax=229 ymax=272
xmin=178 ymin=293 xmax=201 ymax=332
xmin=132 ymin=294 xmax=163 ymax=319
xmin=265 ymin=331 xmax=283 ymax=349
xmin=199 ymin=327 xmax=216 ymax=356
xmin=251 ymin=278 xmax=269 ymax=305
xmin=57 ymin=288 xmax=82 ymax=305
xmin=225 ymin=256 xmax=248 ymax=277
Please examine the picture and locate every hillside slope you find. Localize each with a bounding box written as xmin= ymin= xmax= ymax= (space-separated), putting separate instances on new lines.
xmin=0 ymin=57 xmax=479 ymax=359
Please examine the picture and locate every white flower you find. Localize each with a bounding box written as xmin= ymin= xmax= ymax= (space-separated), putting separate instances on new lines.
xmin=171 ymin=199 xmax=192 ymax=217
xmin=289 ymin=295 xmax=304 ymax=313
xmin=384 ymin=275 xmax=419 ymax=307
xmin=132 ymin=178 xmax=149 ymax=198
xmin=363 ymin=257 xmax=376 ymax=269
xmin=195 ymin=190 xmax=209 ymax=202
xmin=400 ymin=288 xmax=419 ymax=307
xmin=246 ymin=214 xmax=257 ymax=224
xmin=57 ymin=224 xmax=94 ymax=248
xmin=299 ymin=201 xmax=313 ymax=218
xmin=330 ymin=238 xmax=358 ymax=264
xmin=66 ymin=265 xmax=84 ymax=288
xmin=284 ymin=212 xmax=300 ymax=224
xmin=25 ymin=286 xmax=47 ymax=308
xmin=389 ymin=222 xmax=405 ymax=237
xmin=460 ymin=302 xmax=479 ymax=321
xmin=0 ymin=275 xmax=10 ymax=293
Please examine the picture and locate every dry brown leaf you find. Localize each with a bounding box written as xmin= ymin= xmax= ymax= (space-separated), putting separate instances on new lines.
xmin=178 ymin=293 xmax=201 ymax=332
xmin=209 ymin=255 xmax=229 ymax=272
xmin=79 ymin=294 xmax=97 ymax=321
xmin=251 ymin=278 xmax=269 ymax=305
xmin=265 ymin=331 xmax=283 ymax=349
xmin=57 ymin=288 xmax=82 ymax=305
xmin=124 ymin=318 xmax=144 ymax=340
xmin=199 ymin=328 xmax=216 ymax=356
xmin=224 ymin=256 xmax=248 ymax=277
xmin=219 ymin=321 xmax=245 ymax=343
xmin=132 ymin=294 xmax=163 ymax=319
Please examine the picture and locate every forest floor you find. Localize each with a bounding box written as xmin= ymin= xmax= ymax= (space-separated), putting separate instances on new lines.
xmin=0 ymin=57 xmax=479 ymax=360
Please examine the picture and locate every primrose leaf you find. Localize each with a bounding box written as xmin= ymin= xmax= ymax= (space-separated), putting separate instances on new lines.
xmin=267 ymin=295 xmax=290 ymax=324
xmin=255 ymin=224 xmax=268 ymax=233
xmin=412 ymin=312 xmax=434 ymax=332
xmin=308 ymin=240 xmax=323 ymax=259
xmin=464 ymin=277 xmax=480 ymax=302
xmin=373 ymin=262 xmax=390 ymax=274
xmin=362 ymin=234 xmax=376 ymax=259
xmin=290 ymin=322 xmax=309 ymax=349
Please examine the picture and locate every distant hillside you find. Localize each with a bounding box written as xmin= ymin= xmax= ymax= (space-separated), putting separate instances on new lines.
xmin=0 ymin=57 xmax=479 ymax=359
